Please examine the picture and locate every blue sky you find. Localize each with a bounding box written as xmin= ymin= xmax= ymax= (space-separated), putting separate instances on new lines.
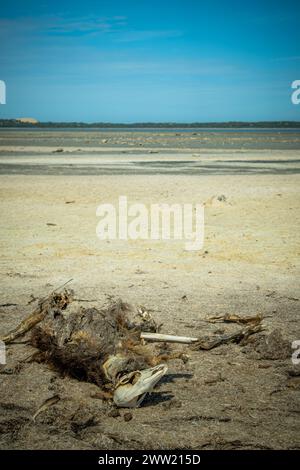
xmin=0 ymin=0 xmax=300 ymax=122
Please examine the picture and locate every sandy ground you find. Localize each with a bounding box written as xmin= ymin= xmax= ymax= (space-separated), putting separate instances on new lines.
xmin=0 ymin=130 xmax=300 ymax=449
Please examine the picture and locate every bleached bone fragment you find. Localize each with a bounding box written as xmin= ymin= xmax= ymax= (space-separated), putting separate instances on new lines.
xmin=141 ymin=333 xmax=198 ymax=344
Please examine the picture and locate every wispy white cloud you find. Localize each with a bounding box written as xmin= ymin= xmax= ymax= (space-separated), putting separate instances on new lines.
xmin=0 ymin=15 xmax=183 ymax=44
xmin=270 ymin=56 xmax=300 ymax=62
xmin=113 ymin=16 xmax=127 ymax=21
xmin=0 ymin=15 xmax=128 ymax=38
xmin=99 ymin=59 xmax=238 ymax=77
xmin=44 ymin=16 xmax=127 ymax=35
xmin=112 ymin=29 xmax=183 ymax=43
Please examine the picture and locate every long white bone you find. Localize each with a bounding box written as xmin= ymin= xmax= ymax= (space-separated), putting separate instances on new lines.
xmin=140 ymin=332 xmax=198 ymax=344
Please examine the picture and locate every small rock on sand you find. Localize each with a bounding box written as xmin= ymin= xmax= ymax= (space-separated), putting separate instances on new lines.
xmin=123 ymin=412 xmax=133 ymax=422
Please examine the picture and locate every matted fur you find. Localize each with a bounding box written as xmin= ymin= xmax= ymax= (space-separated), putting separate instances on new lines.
xmin=31 ymin=300 xmax=156 ymax=387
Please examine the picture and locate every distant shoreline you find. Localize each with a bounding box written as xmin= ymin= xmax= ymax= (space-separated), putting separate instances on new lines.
xmin=1 ymin=119 xmax=300 ymax=129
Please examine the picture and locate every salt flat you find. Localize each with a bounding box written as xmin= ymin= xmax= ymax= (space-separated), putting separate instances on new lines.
xmin=0 ymin=130 xmax=299 ymax=450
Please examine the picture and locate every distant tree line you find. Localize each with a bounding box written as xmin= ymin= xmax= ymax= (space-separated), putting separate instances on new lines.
xmin=0 ymin=119 xmax=300 ymax=128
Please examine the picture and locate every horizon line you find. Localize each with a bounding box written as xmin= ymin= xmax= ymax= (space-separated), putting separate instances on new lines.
xmin=1 ymin=119 xmax=300 ymax=127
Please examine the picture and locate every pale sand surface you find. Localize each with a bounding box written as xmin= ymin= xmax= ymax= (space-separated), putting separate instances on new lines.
xmin=0 ymin=131 xmax=299 ymax=449
xmin=0 ymin=174 xmax=299 ymax=305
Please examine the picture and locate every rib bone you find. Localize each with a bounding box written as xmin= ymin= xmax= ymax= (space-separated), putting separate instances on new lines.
xmin=141 ymin=332 xmax=198 ymax=344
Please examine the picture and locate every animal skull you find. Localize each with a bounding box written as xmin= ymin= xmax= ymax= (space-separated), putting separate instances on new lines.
xmin=113 ymin=364 xmax=168 ymax=408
